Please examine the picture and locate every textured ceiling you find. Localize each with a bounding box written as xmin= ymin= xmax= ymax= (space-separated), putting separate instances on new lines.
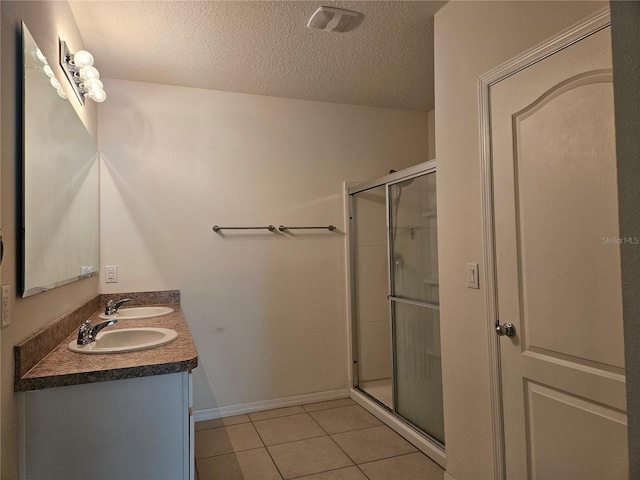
xmin=69 ymin=1 xmax=446 ymax=112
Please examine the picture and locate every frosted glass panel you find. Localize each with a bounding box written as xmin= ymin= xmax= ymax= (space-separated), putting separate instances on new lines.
xmin=389 ymin=174 xmax=438 ymax=304
xmin=394 ymin=301 xmax=444 ymax=443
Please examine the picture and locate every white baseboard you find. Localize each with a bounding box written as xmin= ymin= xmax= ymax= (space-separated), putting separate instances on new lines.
xmin=193 ymin=388 xmax=350 ymax=422
xmin=350 ymin=388 xmax=447 ymax=470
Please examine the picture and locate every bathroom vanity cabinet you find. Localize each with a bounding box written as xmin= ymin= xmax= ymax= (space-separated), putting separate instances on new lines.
xmin=15 ymin=298 xmax=198 ymax=480
xmin=21 ymin=371 xmax=194 ymax=480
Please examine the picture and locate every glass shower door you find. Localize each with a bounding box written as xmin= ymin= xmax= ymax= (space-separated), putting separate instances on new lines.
xmin=352 ymin=185 xmax=393 ymax=409
xmin=389 ymin=172 xmax=444 ymax=444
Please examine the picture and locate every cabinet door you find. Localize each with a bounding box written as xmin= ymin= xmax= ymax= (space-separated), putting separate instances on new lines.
xmin=189 ymin=371 xmax=195 ymax=480
xmin=23 ymin=372 xmax=190 ymax=479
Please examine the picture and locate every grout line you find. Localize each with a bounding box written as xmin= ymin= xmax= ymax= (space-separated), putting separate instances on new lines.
xmin=263 ymin=431 xmax=329 ymax=448
xmin=193 ymin=417 xmax=252 ymax=432
xmin=194 ymin=423 xmax=266 ymax=461
xmin=194 ymin=422 xmax=250 ymax=433
xmin=323 ymin=424 xmax=385 ymax=435
xmin=251 ymin=411 xmax=313 ymax=427
xmin=249 ymin=413 xmax=303 ymax=422
xmin=259 ymin=433 xmax=335 ymax=450
xmin=251 ymin=415 xmax=276 ymax=447
xmin=195 ymin=445 xmax=266 ymax=462
xmin=194 ymin=402 xmax=434 ymax=478
xmin=250 ymin=410 xmax=327 ymax=445
xmin=288 ymin=465 xmax=366 ymax=480
xmin=305 ymin=411 xmax=362 ymax=472
xmin=356 ymin=463 xmax=373 ymax=480
xmin=248 ymin=406 xmax=307 ymax=423
xmin=326 ymin=425 xmax=427 ymax=474
xmin=250 ymin=411 xmax=286 ymax=479
xmin=254 ymin=406 xmax=351 ymax=479
xmin=306 ymin=406 xmax=333 ymax=438
xmin=263 ymin=448 xmax=285 ymax=480
xmin=326 ymin=434 xmax=358 ymax=467
xmin=193 ymin=400 xmax=358 ymax=431
xmin=357 ymin=451 xmax=427 ymax=467
xmin=300 ymin=399 xmax=356 ymax=414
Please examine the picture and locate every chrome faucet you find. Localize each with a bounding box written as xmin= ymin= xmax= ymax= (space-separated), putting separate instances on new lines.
xmin=104 ymin=298 xmax=131 ymax=316
xmin=76 ymin=319 xmax=117 ymax=345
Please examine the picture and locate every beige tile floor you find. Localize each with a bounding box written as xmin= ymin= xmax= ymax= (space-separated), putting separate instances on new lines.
xmin=195 ymin=398 xmax=444 ymax=480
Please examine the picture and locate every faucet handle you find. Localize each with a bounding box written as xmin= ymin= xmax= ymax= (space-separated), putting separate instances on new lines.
xmin=77 ymin=320 xmax=92 ymax=345
xmin=105 ymin=298 xmax=130 ymax=315
xmin=105 ymin=299 xmax=118 ymax=315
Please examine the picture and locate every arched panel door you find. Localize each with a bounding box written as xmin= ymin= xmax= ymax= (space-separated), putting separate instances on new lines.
xmin=490 ymin=26 xmax=627 ymax=479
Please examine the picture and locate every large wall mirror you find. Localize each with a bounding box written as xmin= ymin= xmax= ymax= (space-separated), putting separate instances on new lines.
xmin=21 ymin=24 xmax=99 ymax=297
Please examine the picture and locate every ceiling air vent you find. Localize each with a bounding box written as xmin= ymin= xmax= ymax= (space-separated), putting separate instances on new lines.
xmin=307 ymin=6 xmax=362 ymax=33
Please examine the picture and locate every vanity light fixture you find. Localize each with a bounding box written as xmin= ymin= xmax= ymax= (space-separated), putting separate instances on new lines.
xmin=59 ymin=40 xmax=106 ymax=104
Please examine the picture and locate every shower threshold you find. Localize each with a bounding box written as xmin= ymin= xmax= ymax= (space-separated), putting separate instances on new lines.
xmin=358 ymin=378 xmax=393 ymax=409
xmin=350 ymin=387 xmax=446 ymax=469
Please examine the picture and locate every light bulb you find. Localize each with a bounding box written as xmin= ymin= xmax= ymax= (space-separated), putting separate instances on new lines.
xmin=36 ymin=49 xmax=48 ymax=64
xmin=57 ymin=88 xmax=67 ymax=99
xmin=89 ymin=89 xmax=106 ymax=103
xmin=82 ymin=78 xmax=103 ymax=93
xmin=43 ymin=65 xmax=54 ymax=78
xmin=79 ymin=66 xmax=100 ymax=81
xmin=73 ymin=50 xmax=94 ymax=68
xmin=50 ymin=77 xmax=61 ymax=89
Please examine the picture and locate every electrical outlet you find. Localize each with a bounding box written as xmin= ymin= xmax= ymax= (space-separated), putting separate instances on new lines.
xmin=105 ymin=265 xmax=118 ymax=283
xmin=81 ymin=266 xmax=94 ymax=277
xmin=2 ymin=285 xmax=11 ymax=327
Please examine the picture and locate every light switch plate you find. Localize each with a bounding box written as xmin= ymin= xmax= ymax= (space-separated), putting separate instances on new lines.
xmin=2 ymin=285 xmax=11 ymax=327
xmin=467 ymin=263 xmax=479 ymax=289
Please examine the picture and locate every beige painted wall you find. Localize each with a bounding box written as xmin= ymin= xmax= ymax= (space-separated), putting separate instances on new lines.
xmin=97 ymin=78 xmax=429 ymax=411
xmin=428 ymin=109 xmax=435 ymax=160
xmin=0 ymin=2 xmax=99 ymax=477
xmin=434 ymin=2 xmax=606 ymax=479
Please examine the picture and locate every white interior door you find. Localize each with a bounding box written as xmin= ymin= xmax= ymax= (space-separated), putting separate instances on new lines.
xmin=490 ymin=26 xmax=628 ymax=479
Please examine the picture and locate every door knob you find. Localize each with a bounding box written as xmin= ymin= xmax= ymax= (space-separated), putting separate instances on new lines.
xmin=496 ymin=322 xmax=516 ymax=337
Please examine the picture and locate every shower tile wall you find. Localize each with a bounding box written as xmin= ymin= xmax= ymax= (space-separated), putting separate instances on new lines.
xmin=355 ymin=186 xmax=392 ymax=384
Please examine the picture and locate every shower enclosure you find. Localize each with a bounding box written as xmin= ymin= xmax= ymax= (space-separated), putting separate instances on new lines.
xmin=348 ymin=160 xmax=444 ymax=452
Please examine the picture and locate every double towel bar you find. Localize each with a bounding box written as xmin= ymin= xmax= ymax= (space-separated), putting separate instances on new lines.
xmin=212 ymin=225 xmax=336 ymax=233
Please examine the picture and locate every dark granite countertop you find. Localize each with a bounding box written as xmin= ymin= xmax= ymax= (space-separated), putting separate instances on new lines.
xmin=15 ymin=299 xmax=198 ymax=391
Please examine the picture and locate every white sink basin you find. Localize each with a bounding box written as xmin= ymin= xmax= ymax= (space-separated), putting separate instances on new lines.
xmin=68 ymin=327 xmax=178 ymax=354
xmin=99 ymin=306 xmax=174 ymax=320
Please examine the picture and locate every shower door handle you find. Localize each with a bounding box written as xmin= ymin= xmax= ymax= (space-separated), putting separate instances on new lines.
xmin=496 ymin=322 xmax=516 ymax=337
